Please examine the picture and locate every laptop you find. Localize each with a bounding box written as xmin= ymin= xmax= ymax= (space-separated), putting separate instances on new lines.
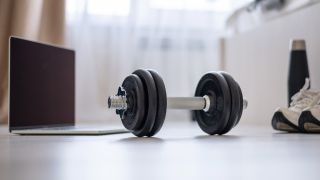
xmin=9 ymin=37 xmax=128 ymax=135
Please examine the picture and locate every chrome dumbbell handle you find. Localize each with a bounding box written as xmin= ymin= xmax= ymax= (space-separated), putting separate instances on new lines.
xmin=108 ymin=95 xmax=248 ymax=111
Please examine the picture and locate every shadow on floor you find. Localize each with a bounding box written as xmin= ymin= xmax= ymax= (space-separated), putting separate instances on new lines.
xmin=194 ymin=134 xmax=242 ymax=141
xmin=117 ymin=136 xmax=164 ymax=144
xmin=116 ymin=134 xmax=242 ymax=144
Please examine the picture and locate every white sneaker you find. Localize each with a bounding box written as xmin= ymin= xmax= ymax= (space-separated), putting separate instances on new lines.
xmin=272 ymin=78 xmax=320 ymax=132
xmin=299 ymin=100 xmax=320 ymax=133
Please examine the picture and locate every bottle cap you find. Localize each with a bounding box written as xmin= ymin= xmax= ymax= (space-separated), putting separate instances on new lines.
xmin=290 ymin=39 xmax=306 ymax=51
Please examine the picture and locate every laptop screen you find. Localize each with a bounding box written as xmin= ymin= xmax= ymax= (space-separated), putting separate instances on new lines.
xmin=9 ymin=37 xmax=75 ymax=131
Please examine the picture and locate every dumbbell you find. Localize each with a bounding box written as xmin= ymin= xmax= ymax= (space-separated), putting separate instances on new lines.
xmin=107 ymin=69 xmax=248 ymax=137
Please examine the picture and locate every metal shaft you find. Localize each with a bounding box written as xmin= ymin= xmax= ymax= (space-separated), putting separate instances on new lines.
xmin=168 ymin=97 xmax=248 ymax=110
xmin=108 ymin=95 xmax=127 ymax=109
xmin=108 ymin=95 xmax=248 ymax=111
xmin=167 ymin=97 xmax=206 ymax=110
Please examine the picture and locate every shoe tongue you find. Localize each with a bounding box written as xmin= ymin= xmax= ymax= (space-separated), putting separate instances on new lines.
xmin=301 ymin=78 xmax=310 ymax=91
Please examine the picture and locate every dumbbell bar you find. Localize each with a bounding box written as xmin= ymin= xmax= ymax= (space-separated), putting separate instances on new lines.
xmin=107 ymin=69 xmax=247 ymax=137
xmin=167 ymin=96 xmax=248 ymax=110
xmin=109 ymin=96 xmax=248 ymax=112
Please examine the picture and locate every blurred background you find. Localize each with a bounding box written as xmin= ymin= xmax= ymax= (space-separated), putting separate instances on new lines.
xmin=0 ymin=0 xmax=319 ymax=126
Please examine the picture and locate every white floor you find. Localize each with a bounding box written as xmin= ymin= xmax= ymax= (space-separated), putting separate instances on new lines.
xmin=0 ymin=121 xmax=319 ymax=180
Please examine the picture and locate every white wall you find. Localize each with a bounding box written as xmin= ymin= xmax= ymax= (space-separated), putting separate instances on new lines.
xmin=224 ymin=3 xmax=320 ymax=126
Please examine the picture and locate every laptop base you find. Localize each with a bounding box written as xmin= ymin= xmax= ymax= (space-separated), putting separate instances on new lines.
xmin=11 ymin=127 xmax=129 ymax=135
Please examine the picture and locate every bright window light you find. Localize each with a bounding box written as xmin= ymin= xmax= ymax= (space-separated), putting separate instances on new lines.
xmin=87 ymin=0 xmax=131 ymax=16
xmin=150 ymin=0 xmax=251 ymax=12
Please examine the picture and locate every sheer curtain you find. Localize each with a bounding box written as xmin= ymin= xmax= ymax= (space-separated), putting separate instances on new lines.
xmin=65 ymin=0 xmax=249 ymax=122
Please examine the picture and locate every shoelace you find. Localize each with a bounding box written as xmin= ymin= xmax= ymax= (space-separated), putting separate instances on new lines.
xmin=312 ymin=99 xmax=320 ymax=109
xmin=290 ymin=78 xmax=320 ymax=109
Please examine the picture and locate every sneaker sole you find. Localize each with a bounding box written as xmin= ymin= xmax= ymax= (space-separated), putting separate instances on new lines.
xmin=272 ymin=112 xmax=300 ymax=132
xmin=299 ymin=111 xmax=320 ymax=133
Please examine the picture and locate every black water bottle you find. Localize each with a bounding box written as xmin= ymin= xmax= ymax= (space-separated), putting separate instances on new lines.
xmin=288 ymin=39 xmax=310 ymax=106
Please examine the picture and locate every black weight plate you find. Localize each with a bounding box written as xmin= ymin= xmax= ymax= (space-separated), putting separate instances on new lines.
xmin=121 ymin=74 xmax=145 ymax=130
xmin=234 ymin=80 xmax=243 ymax=126
xmin=219 ymin=72 xmax=241 ymax=134
xmin=194 ymin=72 xmax=231 ymax=135
xmin=147 ymin=70 xmax=167 ymax=136
xmin=132 ymin=69 xmax=157 ymax=137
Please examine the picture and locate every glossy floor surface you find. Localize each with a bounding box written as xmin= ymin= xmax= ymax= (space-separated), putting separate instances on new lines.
xmin=0 ymin=121 xmax=319 ymax=180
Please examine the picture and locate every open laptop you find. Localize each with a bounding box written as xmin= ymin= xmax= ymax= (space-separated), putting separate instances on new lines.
xmin=9 ymin=37 xmax=128 ymax=135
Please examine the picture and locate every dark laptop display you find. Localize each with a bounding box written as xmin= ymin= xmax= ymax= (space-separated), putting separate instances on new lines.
xmin=9 ymin=37 xmax=75 ymax=131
